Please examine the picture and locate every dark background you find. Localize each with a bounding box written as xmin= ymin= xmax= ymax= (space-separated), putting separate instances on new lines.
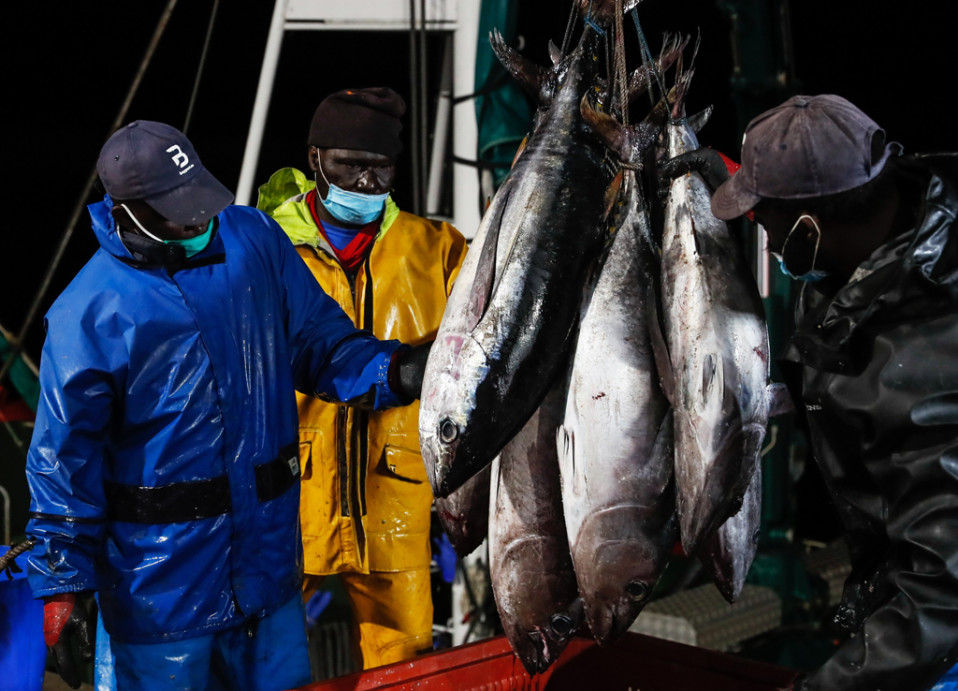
xmin=3 ymin=0 xmax=957 ymax=362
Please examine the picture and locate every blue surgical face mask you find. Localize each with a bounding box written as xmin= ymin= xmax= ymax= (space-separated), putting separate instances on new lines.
xmin=315 ymin=154 xmax=388 ymax=225
xmin=772 ymin=214 xmax=828 ymax=282
xmin=119 ymin=203 xmax=214 ymax=258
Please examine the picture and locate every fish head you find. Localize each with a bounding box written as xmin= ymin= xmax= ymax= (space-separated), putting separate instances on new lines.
xmin=673 ymin=367 xmax=768 ymax=553
xmin=495 ymin=536 xmax=583 ymax=675
xmin=418 ymin=331 xmax=500 ymax=497
xmin=506 ymin=600 xmax=584 ymax=676
xmin=489 ymin=526 xmax=585 ymax=675
xmin=579 ymin=539 xmax=661 ymax=643
xmin=574 ymin=506 xmax=676 ymax=644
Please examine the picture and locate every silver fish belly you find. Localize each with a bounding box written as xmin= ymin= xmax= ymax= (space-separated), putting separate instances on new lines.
xmin=558 ymin=170 xmax=677 ymax=644
xmin=660 ymin=104 xmax=770 ymax=555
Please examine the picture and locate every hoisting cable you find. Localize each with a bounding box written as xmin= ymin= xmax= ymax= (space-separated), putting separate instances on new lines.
xmin=631 ymin=7 xmax=668 ymax=110
xmin=183 ymin=0 xmax=222 ymax=135
xmin=612 ymin=0 xmax=629 ymax=126
xmin=0 ymin=0 xmax=181 ymax=386
xmin=561 ymin=0 xmax=579 ymax=57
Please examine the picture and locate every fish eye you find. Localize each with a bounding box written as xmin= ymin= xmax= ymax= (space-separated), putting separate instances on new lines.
xmin=549 ymin=613 xmax=575 ymax=636
xmin=626 ymin=581 xmax=650 ymax=603
xmin=439 ymin=418 xmax=459 ymax=443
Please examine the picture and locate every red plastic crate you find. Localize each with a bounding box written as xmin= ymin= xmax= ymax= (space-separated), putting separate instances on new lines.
xmin=298 ymin=632 xmax=799 ymax=690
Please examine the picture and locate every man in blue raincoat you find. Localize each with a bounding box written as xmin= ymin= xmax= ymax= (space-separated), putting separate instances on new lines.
xmin=25 ymin=120 xmax=426 ymax=690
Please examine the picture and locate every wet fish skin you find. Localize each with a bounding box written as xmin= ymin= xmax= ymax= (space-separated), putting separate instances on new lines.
xmin=697 ymin=461 xmax=762 ymax=603
xmin=434 ymin=465 xmax=491 ymax=558
xmin=419 ymin=25 xmax=615 ymax=498
xmin=556 ymin=108 xmax=676 ymax=642
xmin=658 ymin=70 xmax=770 ymax=555
xmin=489 ymin=381 xmax=582 ymax=675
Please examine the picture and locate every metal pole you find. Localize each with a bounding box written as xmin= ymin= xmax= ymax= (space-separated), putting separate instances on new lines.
xmin=407 ymin=0 xmax=422 ymax=216
xmin=235 ymin=0 xmax=290 ymax=205
xmin=452 ymin=0 xmax=481 ymax=237
xmin=426 ymin=34 xmax=453 ymax=216
xmin=418 ymin=0 xmax=429 ymax=215
xmin=0 ymin=0 xmax=180 ymax=385
xmin=0 ymin=484 xmax=10 ymax=547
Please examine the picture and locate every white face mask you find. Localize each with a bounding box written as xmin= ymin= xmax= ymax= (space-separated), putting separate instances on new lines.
xmin=772 ymin=214 xmax=828 ymax=282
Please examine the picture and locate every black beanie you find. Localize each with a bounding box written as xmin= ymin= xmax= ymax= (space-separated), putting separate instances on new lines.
xmin=308 ymin=87 xmax=405 ymax=159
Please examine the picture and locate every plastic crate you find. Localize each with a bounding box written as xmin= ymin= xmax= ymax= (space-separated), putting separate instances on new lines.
xmin=0 ymin=546 xmax=45 ymax=691
xmin=630 ymin=583 xmax=782 ymax=650
xmin=299 ymin=631 xmax=799 ymax=691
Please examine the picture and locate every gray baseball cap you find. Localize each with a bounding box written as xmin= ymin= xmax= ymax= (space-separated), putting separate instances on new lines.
xmin=97 ymin=120 xmax=233 ymax=225
xmin=711 ymin=94 xmax=900 ymax=220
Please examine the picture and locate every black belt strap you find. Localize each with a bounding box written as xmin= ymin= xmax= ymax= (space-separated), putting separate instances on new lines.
xmin=107 ymin=476 xmax=231 ymax=523
xmin=254 ymin=443 xmax=300 ymax=503
xmin=107 ymin=443 xmax=300 ymax=523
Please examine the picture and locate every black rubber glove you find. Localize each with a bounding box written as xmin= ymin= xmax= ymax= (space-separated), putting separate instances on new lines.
xmin=657 ymin=147 xmax=731 ymax=198
xmin=389 ymin=342 xmax=433 ymax=401
xmin=43 ymin=592 xmax=96 ymax=689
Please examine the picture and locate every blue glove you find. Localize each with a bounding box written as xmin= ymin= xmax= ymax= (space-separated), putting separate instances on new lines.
xmin=432 ymin=533 xmax=458 ymax=584
xmin=304 ymin=590 xmax=333 ymax=628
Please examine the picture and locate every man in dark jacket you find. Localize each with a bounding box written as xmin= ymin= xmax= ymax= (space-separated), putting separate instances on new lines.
xmin=27 ymin=120 xmax=425 ymax=690
xmin=708 ymin=94 xmax=958 ymax=691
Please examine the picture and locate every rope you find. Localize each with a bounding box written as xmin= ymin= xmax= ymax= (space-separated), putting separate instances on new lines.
xmin=561 ymin=0 xmax=579 ymax=56
xmin=584 ymin=14 xmax=607 ymax=37
xmin=612 ymin=0 xmax=629 ymax=125
xmin=1 ymin=538 xmax=36 ymax=579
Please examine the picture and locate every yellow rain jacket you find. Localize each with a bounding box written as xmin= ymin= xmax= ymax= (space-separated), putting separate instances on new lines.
xmin=258 ymin=168 xmax=467 ymax=576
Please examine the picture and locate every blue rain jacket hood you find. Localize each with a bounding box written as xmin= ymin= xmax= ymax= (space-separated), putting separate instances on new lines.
xmin=26 ymin=196 xmax=403 ymax=643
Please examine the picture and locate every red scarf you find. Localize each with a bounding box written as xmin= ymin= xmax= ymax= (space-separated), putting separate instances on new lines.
xmin=306 ymin=189 xmax=378 ymax=271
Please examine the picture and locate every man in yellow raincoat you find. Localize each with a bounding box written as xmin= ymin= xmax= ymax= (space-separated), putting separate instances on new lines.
xmin=257 ymin=87 xmax=467 ymax=669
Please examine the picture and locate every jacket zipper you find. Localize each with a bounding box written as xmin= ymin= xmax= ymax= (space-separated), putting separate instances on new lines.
xmin=324 ymin=246 xmax=375 ymax=528
xmin=358 ymin=260 xmax=374 ymax=517
xmin=337 ymin=405 xmax=349 ymax=517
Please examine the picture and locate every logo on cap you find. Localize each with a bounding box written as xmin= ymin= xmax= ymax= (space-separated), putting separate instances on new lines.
xmin=166 ymin=145 xmax=194 ymax=176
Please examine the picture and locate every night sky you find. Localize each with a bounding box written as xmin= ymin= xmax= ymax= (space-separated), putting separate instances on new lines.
xmin=4 ymin=0 xmax=957 ymax=362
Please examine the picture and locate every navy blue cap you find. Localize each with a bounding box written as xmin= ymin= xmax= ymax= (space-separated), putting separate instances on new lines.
xmin=96 ymin=120 xmax=234 ymax=225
